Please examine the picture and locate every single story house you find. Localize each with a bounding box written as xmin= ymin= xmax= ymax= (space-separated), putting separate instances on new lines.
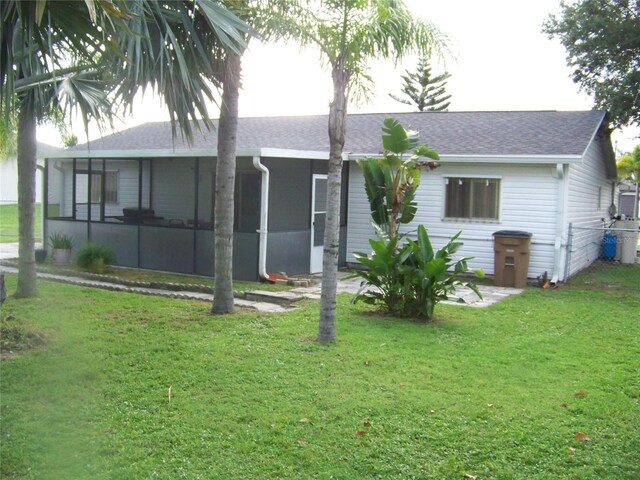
xmin=41 ymin=110 xmax=616 ymax=282
xmin=1 ymin=143 xmax=59 ymax=204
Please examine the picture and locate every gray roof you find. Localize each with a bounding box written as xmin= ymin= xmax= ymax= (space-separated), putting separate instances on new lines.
xmin=67 ymin=110 xmax=608 ymax=157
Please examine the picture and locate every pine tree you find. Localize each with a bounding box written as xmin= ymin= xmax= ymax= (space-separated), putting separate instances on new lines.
xmin=390 ymin=57 xmax=451 ymax=111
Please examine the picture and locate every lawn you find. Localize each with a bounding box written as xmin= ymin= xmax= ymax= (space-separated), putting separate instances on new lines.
xmin=0 ymin=203 xmax=42 ymax=243
xmin=0 ymin=272 xmax=638 ymax=479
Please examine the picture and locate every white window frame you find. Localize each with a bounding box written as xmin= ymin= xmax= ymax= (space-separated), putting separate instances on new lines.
xmin=443 ymin=175 xmax=502 ymax=221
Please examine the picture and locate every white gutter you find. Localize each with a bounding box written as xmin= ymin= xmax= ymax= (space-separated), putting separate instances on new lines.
xmin=253 ymin=156 xmax=272 ymax=281
xmin=552 ymin=163 xmax=569 ymax=283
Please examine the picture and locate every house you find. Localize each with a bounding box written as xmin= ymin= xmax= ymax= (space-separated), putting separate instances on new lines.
xmin=617 ymin=181 xmax=638 ymax=218
xmin=41 ymin=110 xmax=616 ymax=282
xmin=0 ymin=143 xmax=59 ymax=204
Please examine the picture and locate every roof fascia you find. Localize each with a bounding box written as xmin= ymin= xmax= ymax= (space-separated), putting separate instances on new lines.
xmin=347 ymin=153 xmax=583 ymax=164
xmin=44 ymin=147 xmax=348 ymax=161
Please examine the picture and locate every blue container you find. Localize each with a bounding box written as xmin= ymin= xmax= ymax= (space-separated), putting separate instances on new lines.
xmin=602 ymin=233 xmax=617 ymax=260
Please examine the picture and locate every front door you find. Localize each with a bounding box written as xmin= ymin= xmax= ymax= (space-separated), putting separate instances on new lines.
xmin=310 ymin=174 xmax=328 ymax=273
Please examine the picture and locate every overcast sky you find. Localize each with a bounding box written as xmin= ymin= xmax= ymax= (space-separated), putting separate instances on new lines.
xmin=38 ymin=0 xmax=639 ymax=153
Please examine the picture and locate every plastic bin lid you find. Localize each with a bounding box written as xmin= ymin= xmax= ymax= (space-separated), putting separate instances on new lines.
xmin=493 ymin=230 xmax=532 ymax=237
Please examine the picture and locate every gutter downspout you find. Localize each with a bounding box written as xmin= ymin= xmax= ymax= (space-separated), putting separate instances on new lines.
xmin=253 ymin=156 xmax=281 ymax=282
xmin=552 ymin=163 xmax=568 ymax=283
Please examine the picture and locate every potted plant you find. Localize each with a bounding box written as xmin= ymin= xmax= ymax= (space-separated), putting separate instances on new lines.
xmin=49 ymin=232 xmax=74 ymax=264
xmin=35 ymin=248 xmax=48 ymax=263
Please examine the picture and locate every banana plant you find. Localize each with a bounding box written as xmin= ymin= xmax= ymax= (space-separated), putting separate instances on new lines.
xmin=357 ymin=118 xmax=439 ymax=240
xmin=351 ymin=118 xmax=483 ymax=320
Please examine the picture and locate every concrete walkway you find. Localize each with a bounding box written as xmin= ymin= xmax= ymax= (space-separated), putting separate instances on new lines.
xmin=0 ymin=243 xmax=20 ymax=260
xmin=0 ymin=244 xmax=524 ymax=310
xmin=294 ymin=273 xmax=524 ymax=308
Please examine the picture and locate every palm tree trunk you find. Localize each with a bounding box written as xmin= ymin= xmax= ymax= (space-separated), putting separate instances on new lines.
xmin=212 ymin=51 xmax=242 ymax=314
xmin=15 ymin=106 xmax=38 ymax=298
xmin=318 ymin=64 xmax=348 ymax=343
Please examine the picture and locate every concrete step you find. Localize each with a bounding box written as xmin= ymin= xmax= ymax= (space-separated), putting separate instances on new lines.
xmin=240 ymin=290 xmax=305 ymax=306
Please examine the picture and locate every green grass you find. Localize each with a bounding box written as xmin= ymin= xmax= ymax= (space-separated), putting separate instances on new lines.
xmin=570 ymin=260 xmax=640 ymax=289
xmin=0 ymin=203 xmax=42 ymax=243
xmin=1 ymin=272 xmax=638 ymax=479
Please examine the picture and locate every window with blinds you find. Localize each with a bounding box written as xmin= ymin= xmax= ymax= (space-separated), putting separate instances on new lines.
xmin=445 ymin=177 xmax=500 ymax=220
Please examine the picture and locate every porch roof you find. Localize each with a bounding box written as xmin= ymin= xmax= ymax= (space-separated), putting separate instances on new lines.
xmin=53 ymin=110 xmax=611 ymax=163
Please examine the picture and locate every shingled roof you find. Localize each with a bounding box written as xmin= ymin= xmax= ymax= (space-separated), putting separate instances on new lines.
xmin=67 ymin=110 xmax=608 ymax=157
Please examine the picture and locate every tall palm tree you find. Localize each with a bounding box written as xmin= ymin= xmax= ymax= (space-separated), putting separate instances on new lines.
xmin=276 ymin=0 xmax=446 ymax=341
xmin=1 ymin=0 xmax=247 ymax=297
xmin=211 ymin=0 xmax=303 ymax=314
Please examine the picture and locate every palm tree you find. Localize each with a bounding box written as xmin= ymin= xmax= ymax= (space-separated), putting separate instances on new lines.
xmin=211 ymin=0 xmax=304 ymax=314
xmin=277 ymin=0 xmax=445 ymax=341
xmin=1 ymin=0 xmax=247 ymax=297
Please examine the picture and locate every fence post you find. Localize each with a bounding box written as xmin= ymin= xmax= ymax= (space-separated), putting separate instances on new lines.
xmin=564 ymin=223 xmax=573 ymax=282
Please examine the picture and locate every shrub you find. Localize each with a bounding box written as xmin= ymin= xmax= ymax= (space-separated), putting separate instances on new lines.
xmin=75 ymin=243 xmax=116 ymax=273
xmin=351 ymin=225 xmax=483 ymax=320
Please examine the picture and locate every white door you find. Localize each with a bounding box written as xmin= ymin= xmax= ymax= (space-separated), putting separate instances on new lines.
xmin=310 ymin=174 xmax=328 ymax=273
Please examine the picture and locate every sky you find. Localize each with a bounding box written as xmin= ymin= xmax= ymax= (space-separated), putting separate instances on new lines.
xmin=38 ymin=0 xmax=639 ymax=154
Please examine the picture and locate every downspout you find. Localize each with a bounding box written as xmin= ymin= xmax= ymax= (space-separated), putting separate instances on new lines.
xmin=252 ymin=156 xmax=281 ymax=282
xmin=552 ymin=163 xmax=568 ymax=283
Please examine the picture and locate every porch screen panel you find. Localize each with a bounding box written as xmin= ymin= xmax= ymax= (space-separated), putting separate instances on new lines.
xmin=313 ymin=213 xmax=326 ymax=246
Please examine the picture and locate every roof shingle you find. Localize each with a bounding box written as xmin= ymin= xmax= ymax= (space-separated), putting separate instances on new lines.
xmin=68 ymin=110 xmax=607 ymax=157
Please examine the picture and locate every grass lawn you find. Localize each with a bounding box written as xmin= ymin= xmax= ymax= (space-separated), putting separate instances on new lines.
xmin=1 ymin=271 xmax=638 ymax=479
xmin=0 ymin=203 xmax=42 ymax=243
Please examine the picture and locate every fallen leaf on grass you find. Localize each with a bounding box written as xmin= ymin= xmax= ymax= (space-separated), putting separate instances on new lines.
xmin=575 ymin=391 xmax=586 ymax=397
xmin=355 ymin=430 xmax=367 ymax=437
xmin=561 ymin=402 xmax=568 ymax=407
xmin=296 ymin=438 xmax=306 ymax=445
xmin=569 ymin=447 xmax=577 ymax=454
xmin=464 ymin=474 xmax=477 ymax=480
xmin=575 ymin=432 xmax=591 ymax=442
xmin=298 ymin=418 xmax=310 ymax=424
xmin=487 ymin=403 xmax=494 ymax=408
xmin=364 ymin=359 xmax=372 ymax=366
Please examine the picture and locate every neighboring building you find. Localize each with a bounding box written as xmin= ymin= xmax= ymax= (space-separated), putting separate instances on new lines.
xmin=0 ymin=143 xmax=59 ymax=203
xmin=41 ymin=110 xmax=616 ymax=282
xmin=617 ymin=181 xmax=638 ymax=218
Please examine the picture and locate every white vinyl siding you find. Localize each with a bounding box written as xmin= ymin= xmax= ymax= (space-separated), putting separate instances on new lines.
xmin=347 ymin=161 xmax=560 ymax=278
xmin=565 ymin=138 xmax=615 ymax=276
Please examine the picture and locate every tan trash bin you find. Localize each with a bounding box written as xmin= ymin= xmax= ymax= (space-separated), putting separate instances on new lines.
xmin=493 ymin=231 xmax=532 ymax=288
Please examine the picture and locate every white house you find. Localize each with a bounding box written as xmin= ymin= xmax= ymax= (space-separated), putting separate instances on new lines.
xmin=41 ymin=110 xmax=616 ymax=282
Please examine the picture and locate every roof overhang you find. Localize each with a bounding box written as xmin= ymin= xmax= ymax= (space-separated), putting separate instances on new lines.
xmin=44 ymin=147 xmax=350 ymax=161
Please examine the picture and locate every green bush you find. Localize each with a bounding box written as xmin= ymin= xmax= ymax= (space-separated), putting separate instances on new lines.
xmin=75 ymin=243 xmax=116 ymax=273
xmin=351 ymin=225 xmax=483 ymax=320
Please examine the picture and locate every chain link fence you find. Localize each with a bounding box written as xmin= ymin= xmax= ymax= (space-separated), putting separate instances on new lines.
xmin=566 ymin=221 xmax=639 ymax=288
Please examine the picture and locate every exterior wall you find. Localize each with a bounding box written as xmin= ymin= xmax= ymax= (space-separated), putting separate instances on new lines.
xmin=565 ymin=138 xmax=616 ymax=277
xmin=347 ymin=161 xmax=561 ymax=279
xmin=618 ymin=192 xmax=637 ymax=218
